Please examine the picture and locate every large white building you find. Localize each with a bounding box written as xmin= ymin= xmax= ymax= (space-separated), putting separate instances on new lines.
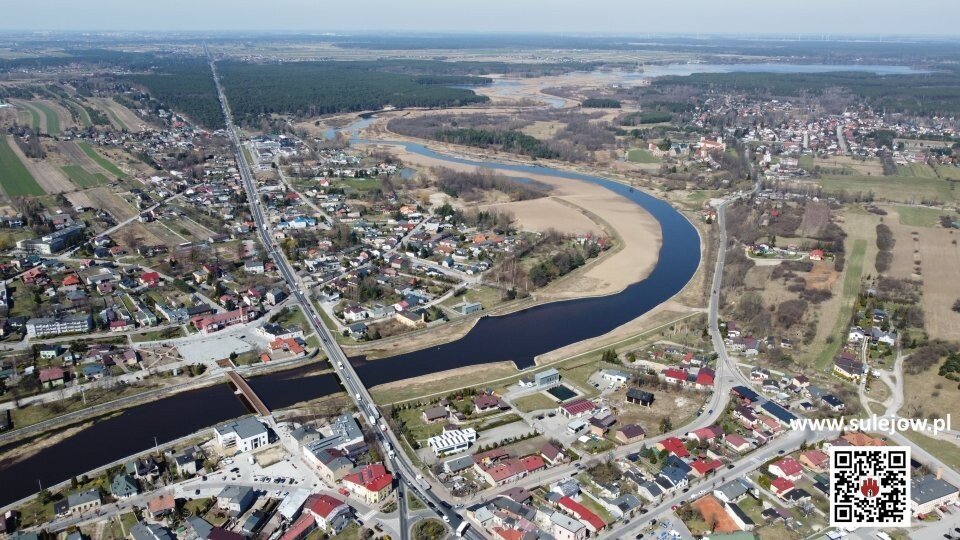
xmin=26 ymin=314 xmax=93 ymax=338
xmin=214 ymin=417 xmax=268 ymax=454
xmin=427 ymin=428 xmax=477 ymax=456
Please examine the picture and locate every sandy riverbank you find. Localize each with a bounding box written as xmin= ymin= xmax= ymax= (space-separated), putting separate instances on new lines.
xmin=359 ymin=140 xmax=662 ymax=299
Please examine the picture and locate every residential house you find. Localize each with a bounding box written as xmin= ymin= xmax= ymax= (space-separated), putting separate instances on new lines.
xmin=615 ymin=424 xmax=646 ymax=444
xmin=342 ymin=463 xmax=394 ymax=505
xmin=217 ymin=486 xmax=257 ymax=516
xmin=769 ymin=458 xmax=803 ymax=482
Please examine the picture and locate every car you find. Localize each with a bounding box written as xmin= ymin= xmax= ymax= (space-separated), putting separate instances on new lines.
xmin=726 ymin=464 xmax=736 ymax=470
xmin=682 ymin=487 xmax=690 ymax=493
xmin=201 ymin=476 xmax=207 ymax=481
xmin=442 ymin=515 xmax=450 ymax=523
xmin=671 ymin=505 xmax=679 ymax=511
xmin=696 ymin=490 xmax=706 ymax=497
xmin=777 ymin=449 xmax=785 ymax=454
xmin=707 ymin=409 xmax=713 ymax=414
xmin=635 ymin=534 xmax=645 ymax=539
xmin=195 ymin=489 xmax=201 ymax=495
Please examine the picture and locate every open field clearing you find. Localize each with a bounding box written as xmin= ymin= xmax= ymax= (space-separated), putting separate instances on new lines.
xmin=61 ymin=165 xmax=108 ymax=188
xmin=896 ymin=162 xmax=938 ymax=178
xmin=76 ymin=141 xmax=127 ymax=178
xmin=814 ymin=237 xmax=867 ymax=370
xmin=626 ymin=148 xmax=661 ymax=163
xmin=66 ymin=186 xmax=138 ymax=221
xmin=938 ymin=166 xmax=960 ymax=181
xmin=58 ymin=141 xmax=113 ymax=176
xmin=62 ymin=98 xmax=93 ymax=128
xmin=114 ymin=221 xmax=167 ymax=251
xmin=91 ymin=97 xmax=148 ymax=131
xmin=481 ymin=197 xmax=601 ymax=235
xmin=520 ymin=120 xmax=564 ymax=139
xmin=894 ymin=229 xmax=960 ymax=340
xmin=32 ymin=100 xmax=67 ymax=135
xmin=14 ymin=101 xmax=42 ymax=131
xmin=3 ymin=135 xmax=74 ymax=194
xmin=821 ymin=174 xmax=957 ymax=203
xmin=801 ymin=155 xmax=884 ymax=176
xmin=895 ymin=205 xmax=952 ymax=228
xmin=0 ymin=136 xmax=44 ymax=196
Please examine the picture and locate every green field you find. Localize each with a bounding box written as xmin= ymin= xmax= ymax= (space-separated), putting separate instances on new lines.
xmin=77 ymin=141 xmax=126 ymax=178
xmin=896 ymin=205 xmax=951 ymax=228
xmin=938 ymin=166 xmax=960 ymax=181
xmin=821 ymin=175 xmax=956 ymax=203
xmin=626 ymin=148 xmax=661 ymax=164
xmin=896 ymin=163 xmax=938 ymax=178
xmin=19 ymin=103 xmax=41 ymax=131
xmin=340 ymin=178 xmax=382 ymax=192
xmin=798 ymin=154 xmax=814 ymax=170
xmin=31 ymin=102 xmax=60 ymax=135
xmin=64 ymin=99 xmax=92 ymax=128
xmin=61 ymin=165 xmax=107 ymax=188
xmin=0 ymin=136 xmax=45 ymax=196
xmin=815 ymin=238 xmax=866 ymax=370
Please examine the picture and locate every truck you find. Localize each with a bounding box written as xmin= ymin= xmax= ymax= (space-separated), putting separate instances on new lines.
xmin=455 ymin=522 xmax=470 ymax=537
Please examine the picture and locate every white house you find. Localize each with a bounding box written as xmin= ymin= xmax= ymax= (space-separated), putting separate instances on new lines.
xmin=214 ymin=417 xmax=268 ymax=454
xmin=427 ymin=428 xmax=477 ymax=456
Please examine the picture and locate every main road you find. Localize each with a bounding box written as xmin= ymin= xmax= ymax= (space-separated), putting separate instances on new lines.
xmin=208 ymin=57 xmax=481 ymax=539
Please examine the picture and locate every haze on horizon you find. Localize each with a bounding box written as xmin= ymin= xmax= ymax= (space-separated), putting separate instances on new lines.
xmin=2 ymin=0 xmax=959 ymax=37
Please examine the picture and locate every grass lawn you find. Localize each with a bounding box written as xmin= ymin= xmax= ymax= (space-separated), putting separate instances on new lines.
xmin=19 ymin=102 xmax=41 ymax=131
xmin=396 ymin=407 xmax=445 ymax=442
xmin=271 ymin=304 xmax=309 ymax=330
xmin=896 ymin=205 xmax=951 ymax=228
xmin=32 ymin=101 xmax=60 ymax=135
xmin=0 ymin=136 xmax=45 ymax=196
xmin=821 ymin=174 xmax=957 ymax=203
xmin=798 ymin=155 xmax=814 ymax=170
xmin=118 ymin=512 xmax=139 ymax=535
xmin=339 ymin=178 xmax=382 ymax=192
xmin=938 ymin=166 xmax=960 ymax=181
xmin=686 ymin=190 xmax=721 ymax=205
xmin=513 ymin=393 xmax=559 ymax=412
xmin=77 ymin=141 xmax=127 ymax=178
xmin=627 ymin=148 xmax=661 ymax=164
xmin=407 ymin=491 xmax=426 ymax=511
xmin=10 ymin=381 xmax=159 ymax=429
xmin=440 ymin=284 xmax=507 ymax=310
xmin=896 ymin=163 xmax=938 ymax=178
xmin=132 ymin=326 xmax=186 ymax=342
xmin=62 ymin=165 xmax=107 ymax=188
xmin=815 ymin=238 xmax=866 ymax=370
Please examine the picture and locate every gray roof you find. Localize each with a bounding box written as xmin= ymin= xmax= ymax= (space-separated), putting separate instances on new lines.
xmin=67 ymin=489 xmax=101 ymax=507
xmin=716 ymin=478 xmax=752 ymax=500
xmin=218 ymin=485 xmax=254 ymax=503
xmin=187 ymin=517 xmax=214 ymax=540
xmin=912 ymin=475 xmax=960 ymax=505
xmin=550 ymin=511 xmax=585 ymax=532
xmin=110 ymin=473 xmax=139 ymax=497
xmin=130 ymin=522 xmax=175 ymax=540
xmin=444 ymin=455 xmax=475 ymax=472
xmin=215 ymin=416 xmax=267 ymax=439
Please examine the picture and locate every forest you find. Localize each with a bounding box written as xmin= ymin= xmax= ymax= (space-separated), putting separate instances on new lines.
xmin=431 ymin=167 xmax=550 ymax=202
xmin=432 ymin=128 xmax=559 ymax=159
xmin=650 ymin=69 xmax=960 ymax=115
xmin=216 ymin=62 xmax=488 ymax=124
xmin=581 ymin=98 xmax=621 ymax=108
xmin=125 ymin=59 xmax=225 ymax=129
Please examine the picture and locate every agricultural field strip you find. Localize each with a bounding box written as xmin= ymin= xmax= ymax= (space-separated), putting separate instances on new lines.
xmin=0 ymin=136 xmax=45 ymax=196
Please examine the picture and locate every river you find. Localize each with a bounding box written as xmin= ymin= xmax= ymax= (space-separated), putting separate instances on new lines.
xmin=0 ymin=119 xmax=700 ymax=507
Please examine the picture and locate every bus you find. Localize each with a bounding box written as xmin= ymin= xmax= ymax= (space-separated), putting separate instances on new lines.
xmin=455 ymin=522 xmax=470 ymax=537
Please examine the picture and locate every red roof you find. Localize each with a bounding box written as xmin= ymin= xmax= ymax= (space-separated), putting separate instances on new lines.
xmin=521 ymin=455 xmax=546 ymax=472
xmin=800 ymin=450 xmax=829 ymax=467
xmin=695 ymin=370 xmax=715 ymax=386
xmin=304 ymin=494 xmax=345 ymax=519
xmin=663 ymin=368 xmax=688 ymax=381
xmin=690 ymin=458 xmax=723 ymax=475
xmin=39 ymin=367 xmax=65 ymax=382
xmin=561 ymin=399 xmax=596 ymax=416
xmin=659 ymin=437 xmax=690 ymax=458
xmin=725 ymin=434 xmax=749 ymax=447
xmin=558 ymin=496 xmax=605 ymax=531
xmin=771 ymin=477 xmax=795 ymax=494
xmin=772 ymin=457 xmax=803 ymax=477
xmin=279 ymin=514 xmax=315 ymax=540
xmin=343 ymin=463 xmax=393 ymax=493
xmin=62 ymin=274 xmax=81 ymax=286
xmin=141 ymin=271 xmax=160 ymax=283
xmin=493 ymin=528 xmax=524 ymax=540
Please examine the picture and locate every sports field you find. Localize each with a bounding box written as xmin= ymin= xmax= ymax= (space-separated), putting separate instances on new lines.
xmin=61 ymin=165 xmax=108 ymax=188
xmin=77 ymin=141 xmax=126 ymax=178
xmin=0 ymin=136 xmax=45 ymax=196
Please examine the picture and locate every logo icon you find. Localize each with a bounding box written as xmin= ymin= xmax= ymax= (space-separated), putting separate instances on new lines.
xmin=860 ymin=477 xmax=880 ymax=498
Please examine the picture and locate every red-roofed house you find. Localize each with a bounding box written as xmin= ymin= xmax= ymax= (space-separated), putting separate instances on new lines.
xmin=540 ymin=443 xmax=566 ymax=465
xmin=476 ymin=458 xmax=528 ymax=487
xmin=493 ymin=528 xmax=524 ymax=540
xmin=769 ymin=457 xmax=803 ymax=481
xmin=695 ymin=368 xmax=715 ymax=388
xmin=688 ymin=426 xmax=723 ymax=443
xmin=724 ymin=434 xmax=752 ymax=453
xmin=342 ymin=464 xmax=394 ymax=504
xmin=140 ymin=271 xmax=161 ymax=287
xmin=558 ymin=496 xmax=605 ymax=533
xmin=662 ymin=368 xmax=688 ymax=386
xmin=302 ymin=494 xmax=352 ymax=535
xmin=521 ymin=455 xmax=546 ymax=474
xmin=657 ymin=437 xmax=690 ymax=458
xmin=690 ymin=458 xmax=724 ymax=477
xmin=39 ymin=367 xmax=66 ymax=388
xmin=771 ymin=477 xmax=795 ymax=498
xmin=809 ymin=249 xmax=825 ymax=261
xmin=61 ymin=274 xmax=82 ymax=290
xmin=279 ymin=514 xmax=315 ymax=540
xmin=559 ymin=399 xmax=596 ymax=419
xmin=799 ymin=450 xmax=829 ymax=472
xmin=474 ymin=394 xmax=501 ymax=413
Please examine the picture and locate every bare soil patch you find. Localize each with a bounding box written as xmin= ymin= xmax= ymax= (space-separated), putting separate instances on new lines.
xmin=805 ymin=262 xmax=839 ymax=291
xmin=57 ymin=141 xmax=111 ymax=175
xmin=83 ymin=186 xmax=138 ymax=220
xmin=799 ymin=201 xmax=830 ymax=236
xmin=481 ymin=197 xmax=601 ymax=236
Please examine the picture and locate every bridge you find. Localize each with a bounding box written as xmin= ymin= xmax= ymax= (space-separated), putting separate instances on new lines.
xmin=225 ymin=371 xmax=271 ymax=417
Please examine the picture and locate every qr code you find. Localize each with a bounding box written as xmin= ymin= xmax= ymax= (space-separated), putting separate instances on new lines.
xmin=830 ymin=446 xmax=911 ymax=528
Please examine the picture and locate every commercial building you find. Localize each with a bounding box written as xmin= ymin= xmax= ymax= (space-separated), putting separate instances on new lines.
xmin=17 ymin=224 xmax=85 ymax=254
xmin=214 ymin=417 xmax=268 ymax=454
xmin=911 ymin=474 xmax=959 ymax=516
xmin=427 ymin=428 xmax=477 ymax=456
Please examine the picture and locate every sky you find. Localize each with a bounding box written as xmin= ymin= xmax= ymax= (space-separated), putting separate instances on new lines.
xmin=2 ymin=0 xmax=958 ymax=36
